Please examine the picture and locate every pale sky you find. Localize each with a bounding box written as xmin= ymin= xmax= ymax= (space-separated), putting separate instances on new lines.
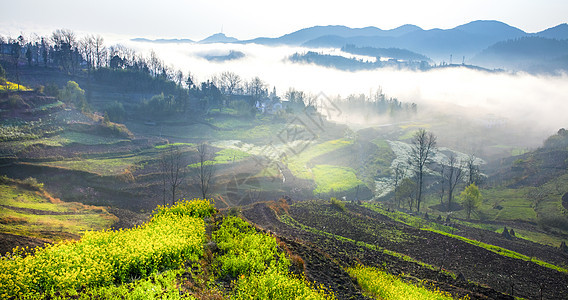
xmin=1 ymin=0 xmax=567 ymax=40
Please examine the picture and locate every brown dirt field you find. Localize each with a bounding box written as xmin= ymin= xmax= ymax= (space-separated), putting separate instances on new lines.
xmin=242 ymin=200 xmax=567 ymax=299
xmin=0 ymin=232 xmax=50 ymax=256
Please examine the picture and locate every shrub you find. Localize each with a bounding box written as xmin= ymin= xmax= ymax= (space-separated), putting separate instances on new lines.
xmin=44 ymin=83 xmax=60 ymax=98
xmin=34 ymin=85 xmax=45 ymax=94
xmin=104 ymin=101 xmax=127 ymax=123
xmin=8 ymin=94 xmax=24 ymax=108
xmin=231 ymin=100 xmax=256 ymax=118
xmin=21 ymin=177 xmax=44 ymax=190
xmin=330 ymin=197 xmax=346 ymax=212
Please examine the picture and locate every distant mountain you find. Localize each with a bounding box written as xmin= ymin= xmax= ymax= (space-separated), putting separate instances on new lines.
xmin=131 ymin=33 xmax=241 ymax=44
xmin=472 ymin=36 xmax=568 ymax=73
xmin=131 ymin=38 xmax=194 ymax=43
xmin=199 ymin=33 xmax=239 ymax=44
xmin=454 ymin=20 xmax=526 ymax=42
xmin=243 ymin=24 xmax=423 ymax=46
xmin=301 ymin=21 xmax=529 ymax=61
xmin=535 ymin=23 xmax=568 ymax=40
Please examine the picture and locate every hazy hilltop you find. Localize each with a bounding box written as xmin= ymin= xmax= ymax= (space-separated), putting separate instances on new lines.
xmin=536 ymin=23 xmax=568 ymax=39
xmin=199 ymin=33 xmax=239 ymax=44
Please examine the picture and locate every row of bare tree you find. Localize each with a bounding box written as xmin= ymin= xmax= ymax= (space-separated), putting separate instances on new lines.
xmin=392 ymin=129 xmax=481 ymax=213
xmin=159 ymin=143 xmax=215 ymax=205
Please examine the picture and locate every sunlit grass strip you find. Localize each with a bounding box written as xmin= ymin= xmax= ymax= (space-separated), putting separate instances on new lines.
xmin=213 ymin=148 xmax=250 ymax=163
xmin=347 ymin=265 xmax=460 ymax=300
xmin=38 ymin=154 xmax=146 ymax=176
xmin=0 ymin=199 xmax=212 ymax=299
xmin=424 ymin=228 xmax=568 ymax=274
xmin=364 ymin=203 xmax=457 ymax=233
xmin=154 ymin=142 xmax=195 ymax=149
xmin=187 ymin=148 xmax=251 ymax=168
xmin=214 ymin=216 xmax=335 ymax=299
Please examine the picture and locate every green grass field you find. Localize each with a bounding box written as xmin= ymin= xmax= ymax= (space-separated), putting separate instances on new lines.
xmin=286 ymin=139 xmax=353 ymax=180
xmin=38 ymin=154 xmax=149 ymax=176
xmin=312 ymin=165 xmax=362 ymax=195
xmin=479 ymin=188 xmax=537 ymax=222
xmin=0 ymin=183 xmax=117 ymax=242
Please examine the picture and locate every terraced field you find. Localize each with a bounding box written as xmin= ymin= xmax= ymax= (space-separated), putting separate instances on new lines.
xmin=242 ymin=199 xmax=568 ymax=299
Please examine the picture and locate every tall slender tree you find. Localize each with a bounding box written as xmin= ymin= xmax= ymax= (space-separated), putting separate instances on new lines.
xmin=444 ymin=154 xmax=464 ymax=211
xmin=410 ymin=129 xmax=436 ymax=212
xmin=195 ymin=143 xmax=215 ymax=199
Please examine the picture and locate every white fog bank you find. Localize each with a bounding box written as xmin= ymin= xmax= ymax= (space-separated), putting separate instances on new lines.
xmin=123 ymin=40 xmax=568 ymax=140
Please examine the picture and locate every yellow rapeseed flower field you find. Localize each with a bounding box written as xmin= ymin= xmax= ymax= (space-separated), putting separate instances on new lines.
xmin=0 ymin=199 xmax=214 ymax=299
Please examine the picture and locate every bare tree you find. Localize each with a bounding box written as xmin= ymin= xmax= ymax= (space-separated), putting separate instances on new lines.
xmin=79 ymin=35 xmax=95 ymax=76
xmin=285 ymin=88 xmax=306 ymax=105
xmin=159 ymin=145 xmax=187 ymax=205
xmin=410 ymin=129 xmax=437 ymax=212
xmin=466 ymin=154 xmax=481 ymax=185
xmin=148 ymin=50 xmax=162 ymax=77
xmin=51 ymin=29 xmax=78 ymax=74
xmin=93 ymin=35 xmax=106 ymax=68
xmin=444 ymin=154 xmax=464 ymax=211
xmin=397 ymin=177 xmax=417 ymax=211
xmin=438 ymin=164 xmax=446 ymax=205
xmin=245 ymin=76 xmax=267 ymax=105
xmin=218 ymin=71 xmax=242 ymax=96
xmin=195 ymin=143 xmax=215 ymax=199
